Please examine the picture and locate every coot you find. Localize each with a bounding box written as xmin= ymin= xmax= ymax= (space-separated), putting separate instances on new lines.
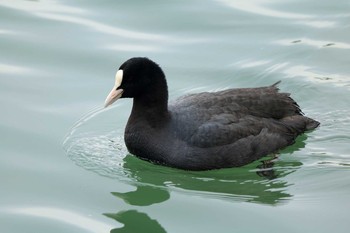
xmin=104 ymin=57 xmax=319 ymax=170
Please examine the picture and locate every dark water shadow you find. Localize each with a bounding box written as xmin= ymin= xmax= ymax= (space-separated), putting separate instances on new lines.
xmin=121 ymin=156 xmax=302 ymax=205
xmin=113 ymin=134 xmax=308 ymax=206
xmin=105 ymin=186 xmax=169 ymax=233
xmin=119 ymin=134 xmax=308 ymax=205
xmin=105 ymin=210 xmax=167 ymax=233
xmin=111 ymin=185 xmax=170 ymax=206
xmin=104 ymin=134 xmax=307 ymax=232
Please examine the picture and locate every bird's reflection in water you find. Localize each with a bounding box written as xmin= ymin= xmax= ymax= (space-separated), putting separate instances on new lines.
xmin=105 ymin=134 xmax=307 ymax=232
xmin=257 ymin=134 xmax=306 ymax=180
xmin=111 ymin=185 xmax=170 ymax=206
xmin=105 ymin=186 xmax=170 ymax=232
xmin=105 ymin=209 xmax=167 ymax=233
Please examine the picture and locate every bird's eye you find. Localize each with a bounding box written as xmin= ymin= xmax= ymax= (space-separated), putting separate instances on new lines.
xmin=115 ymin=69 xmax=123 ymax=87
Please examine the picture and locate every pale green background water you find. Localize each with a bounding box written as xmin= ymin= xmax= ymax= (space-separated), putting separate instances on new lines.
xmin=1 ymin=0 xmax=350 ymax=232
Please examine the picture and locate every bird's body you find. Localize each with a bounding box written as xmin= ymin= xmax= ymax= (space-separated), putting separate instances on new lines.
xmin=104 ymin=57 xmax=319 ymax=170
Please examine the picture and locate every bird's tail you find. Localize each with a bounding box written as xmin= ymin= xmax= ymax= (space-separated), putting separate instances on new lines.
xmin=305 ymin=117 xmax=320 ymax=130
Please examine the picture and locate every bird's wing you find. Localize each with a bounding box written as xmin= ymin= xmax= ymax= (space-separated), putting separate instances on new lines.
xmin=169 ymin=84 xmax=299 ymax=148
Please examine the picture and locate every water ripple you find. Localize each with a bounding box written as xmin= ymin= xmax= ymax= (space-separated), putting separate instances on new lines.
xmin=106 ymin=43 xmax=160 ymax=52
xmin=10 ymin=206 xmax=117 ymax=232
xmin=63 ymin=105 xmax=130 ymax=180
xmin=297 ymin=20 xmax=337 ymax=28
xmin=0 ymin=29 xmax=15 ymax=35
xmin=0 ymin=63 xmax=34 ymax=75
xmin=0 ymin=0 xmax=169 ymax=43
xmin=64 ymin=131 xmax=128 ymax=179
xmin=234 ymin=59 xmax=271 ymax=68
xmin=0 ymin=0 xmax=85 ymax=14
xmin=35 ymin=12 xmax=166 ymax=41
xmin=216 ymin=0 xmax=341 ymax=29
xmin=282 ymin=65 xmax=349 ymax=88
xmin=276 ymin=38 xmax=350 ymax=49
xmin=216 ymin=0 xmax=313 ymax=19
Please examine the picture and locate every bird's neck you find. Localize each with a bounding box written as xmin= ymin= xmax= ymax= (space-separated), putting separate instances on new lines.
xmin=129 ymin=82 xmax=169 ymax=126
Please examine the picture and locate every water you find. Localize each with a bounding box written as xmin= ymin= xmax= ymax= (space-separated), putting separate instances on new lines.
xmin=1 ymin=0 xmax=350 ymax=232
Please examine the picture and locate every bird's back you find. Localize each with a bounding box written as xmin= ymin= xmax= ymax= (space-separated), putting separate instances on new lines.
xmin=170 ymin=84 xmax=315 ymax=141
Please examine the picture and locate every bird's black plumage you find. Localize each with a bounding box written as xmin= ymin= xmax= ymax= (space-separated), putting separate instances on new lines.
xmin=106 ymin=57 xmax=319 ymax=170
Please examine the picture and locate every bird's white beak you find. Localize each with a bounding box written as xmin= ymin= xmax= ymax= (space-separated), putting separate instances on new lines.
xmin=104 ymin=69 xmax=124 ymax=108
xmin=104 ymin=88 xmax=123 ymax=107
